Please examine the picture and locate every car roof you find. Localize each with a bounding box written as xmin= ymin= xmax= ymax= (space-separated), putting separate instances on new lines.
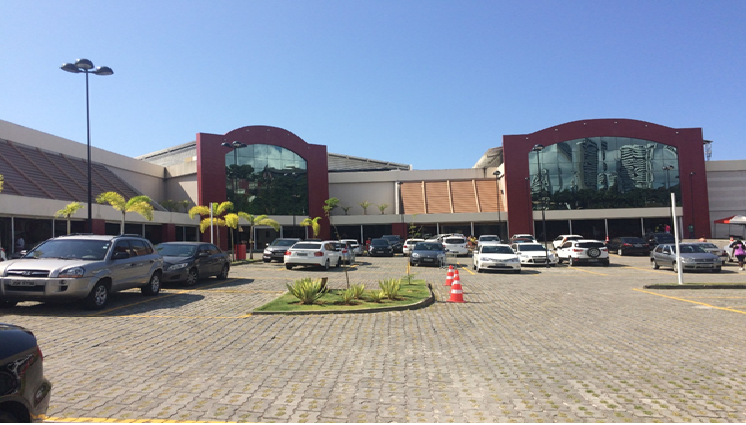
xmin=157 ymin=242 xmax=205 ymax=245
xmin=480 ymin=241 xmax=508 ymax=246
xmin=571 ymin=239 xmax=604 ymax=243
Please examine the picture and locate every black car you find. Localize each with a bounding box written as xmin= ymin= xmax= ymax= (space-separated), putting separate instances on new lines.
xmin=381 ymin=235 xmax=403 ymax=253
xmin=409 ymin=241 xmax=446 ymax=267
xmin=262 ymin=238 xmax=300 ymax=263
xmin=0 ymin=324 xmax=51 ymax=422
xmin=156 ymin=242 xmax=230 ymax=286
xmin=368 ymin=238 xmax=394 ymax=257
xmin=607 ymin=237 xmax=651 ymax=256
xmin=644 ymin=232 xmax=676 ymax=246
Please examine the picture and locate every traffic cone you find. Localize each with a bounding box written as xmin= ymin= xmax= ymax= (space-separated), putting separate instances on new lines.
xmin=444 ymin=266 xmax=454 ymax=286
xmin=447 ymin=276 xmax=464 ymax=303
xmin=453 ymin=268 xmax=460 ymax=281
xmin=605 ymin=235 xmax=609 ymax=243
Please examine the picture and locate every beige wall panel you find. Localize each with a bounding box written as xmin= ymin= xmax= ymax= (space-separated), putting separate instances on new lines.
xmin=451 ymin=180 xmax=478 ymax=213
xmin=329 ymin=181 xmax=394 ymax=215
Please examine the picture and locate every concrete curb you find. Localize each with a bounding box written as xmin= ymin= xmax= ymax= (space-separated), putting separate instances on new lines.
xmin=644 ymin=284 xmax=746 ymax=290
xmin=252 ymin=284 xmax=436 ymax=315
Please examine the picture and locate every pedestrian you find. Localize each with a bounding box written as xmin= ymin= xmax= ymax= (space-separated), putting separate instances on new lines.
xmin=733 ymin=240 xmax=746 ymax=271
xmin=698 ymin=235 xmax=707 ymax=242
xmin=15 ymin=234 xmax=25 ymax=252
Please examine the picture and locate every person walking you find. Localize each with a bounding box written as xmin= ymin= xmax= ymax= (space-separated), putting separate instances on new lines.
xmin=733 ymin=240 xmax=746 ymax=271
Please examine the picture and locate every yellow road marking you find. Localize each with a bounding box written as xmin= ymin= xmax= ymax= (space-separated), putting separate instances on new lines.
xmin=633 ymin=288 xmax=746 ymax=315
xmin=120 ymin=314 xmax=253 ymax=319
xmin=46 ymin=417 xmax=234 ymax=423
xmin=566 ymin=267 xmax=609 ymax=276
xmin=628 ymin=266 xmax=675 ymax=274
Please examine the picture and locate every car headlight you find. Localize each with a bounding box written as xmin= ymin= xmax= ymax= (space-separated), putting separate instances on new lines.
xmin=680 ymin=257 xmax=694 ymax=263
xmin=412 ymin=253 xmax=420 ymax=258
xmin=168 ymin=262 xmax=189 ymax=271
xmin=263 ymin=249 xmax=271 ymax=254
xmin=59 ymin=267 xmax=86 ymax=278
xmin=506 ymin=258 xmax=520 ymax=263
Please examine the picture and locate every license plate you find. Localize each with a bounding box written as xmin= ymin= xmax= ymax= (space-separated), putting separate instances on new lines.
xmin=10 ymin=280 xmax=35 ymax=286
xmin=296 ymin=253 xmax=307 ymax=257
xmin=423 ymin=258 xmax=434 ymax=262
xmin=586 ymin=259 xmax=598 ymax=262
xmin=634 ymin=244 xmax=642 ymax=247
xmin=495 ymin=262 xmax=505 ymax=267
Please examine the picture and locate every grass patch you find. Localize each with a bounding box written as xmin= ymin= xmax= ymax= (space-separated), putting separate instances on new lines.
xmin=254 ymin=278 xmax=431 ymax=312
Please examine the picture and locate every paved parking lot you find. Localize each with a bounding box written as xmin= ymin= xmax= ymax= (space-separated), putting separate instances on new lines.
xmin=3 ymin=253 xmax=746 ymax=422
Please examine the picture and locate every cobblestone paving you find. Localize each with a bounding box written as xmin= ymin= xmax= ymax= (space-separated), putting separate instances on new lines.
xmin=3 ymin=254 xmax=746 ymax=422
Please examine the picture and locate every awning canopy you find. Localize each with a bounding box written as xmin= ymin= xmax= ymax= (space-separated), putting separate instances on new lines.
xmin=714 ymin=215 xmax=746 ymax=224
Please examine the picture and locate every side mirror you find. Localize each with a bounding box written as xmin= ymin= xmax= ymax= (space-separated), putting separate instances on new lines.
xmin=199 ymin=252 xmax=209 ymax=257
xmin=112 ymin=251 xmax=130 ymax=260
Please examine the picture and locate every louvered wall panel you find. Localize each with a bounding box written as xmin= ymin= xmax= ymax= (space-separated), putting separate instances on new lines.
xmin=451 ymin=180 xmax=478 ymax=213
xmin=20 ymin=148 xmax=81 ymax=201
xmin=400 ymin=182 xmax=425 ymax=214
xmin=476 ymin=179 xmax=500 ymax=212
xmin=0 ymin=141 xmax=48 ymax=198
xmin=424 ymin=181 xmax=451 ymax=213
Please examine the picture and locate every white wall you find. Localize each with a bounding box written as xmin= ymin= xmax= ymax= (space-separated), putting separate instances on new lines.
xmin=706 ymin=159 xmax=746 ymax=238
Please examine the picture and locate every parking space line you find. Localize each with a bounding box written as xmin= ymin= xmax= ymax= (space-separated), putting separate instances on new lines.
xmin=566 ymin=267 xmax=609 ymax=276
xmin=46 ymin=416 xmax=234 ymax=423
xmin=632 ymin=288 xmax=746 ymax=315
xmin=628 ymin=266 xmax=676 ymax=274
xmin=121 ymin=314 xmax=253 ymax=319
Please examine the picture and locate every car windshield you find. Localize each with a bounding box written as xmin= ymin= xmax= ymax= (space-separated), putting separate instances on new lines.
xmin=382 ymin=236 xmax=400 ymax=242
xmin=577 ymin=242 xmax=605 ymax=248
xmin=371 ymin=239 xmax=389 ymax=246
xmin=26 ymin=239 xmax=110 ymax=260
xmin=271 ymin=239 xmax=297 ymax=247
xmin=654 ymin=234 xmax=676 ymax=243
xmin=444 ymin=238 xmax=465 ymax=244
xmin=293 ymin=243 xmax=321 ymax=250
xmin=518 ymin=244 xmax=545 ymax=252
xmin=566 ymin=236 xmax=583 ymax=241
xmin=482 ymin=246 xmax=514 ymax=254
xmin=699 ymin=243 xmax=718 ymax=249
xmin=621 ymin=237 xmax=645 ymax=243
xmin=479 ymin=236 xmax=499 ymax=242
xmin=156 ymin=244 xmax=197 ymax=257
xmin=415 ymin=243 xmax=443 ymax=252
xmin=673 ymin=244 xmax=706 ymax=254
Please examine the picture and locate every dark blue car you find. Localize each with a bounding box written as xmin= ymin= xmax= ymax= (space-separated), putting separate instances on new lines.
xmin=0 ymin=323 xmax=51 ymax=422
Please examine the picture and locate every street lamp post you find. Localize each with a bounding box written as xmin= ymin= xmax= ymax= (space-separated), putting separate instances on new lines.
xmin=493 ymin=170 xmax=503 ymax=242
xmin=61 ymin=59 xmax=113 ymax=233
xmin=689 ymin=171 xmax=696 ymax=238
xmin=532 ymin=144 xmax=549 ymax=267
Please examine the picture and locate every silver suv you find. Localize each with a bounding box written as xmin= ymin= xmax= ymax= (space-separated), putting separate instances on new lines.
xmin=0 ymin=234 xmax=163 ymax=310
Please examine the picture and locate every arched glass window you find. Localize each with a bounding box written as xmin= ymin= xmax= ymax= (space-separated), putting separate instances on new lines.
xmin=225 ymin=144 xmax=308 ymax=215
xmin=528 ymin=137 xmax=680 ymax=210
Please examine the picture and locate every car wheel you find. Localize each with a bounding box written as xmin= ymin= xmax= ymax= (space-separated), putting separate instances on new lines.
xmin=477 ymin=268 xmax=483 ymax=273
xmin=603 ymin=260 xmax=610 ymax=267
xmin=0 ymin=410 xmax=19 ymax=422
xmin=324 ymin=259 xmax=330 ymax=271
xmin=652 ymin=260 xmax=660 ymax=270
xmin=286 ymin=264 xmax=293 ymax=270
xmin=217 ymin=264 xmax=229 ymax=280
xmin=263 ymin=259 xmax=270 ymax=263
xmin=183 ymin=268 xmax=199 ymax=286
xmin=557 ymin=257 xmax=564 ymax=264
xmin=473 ymin=263 xmax=476 ymax=270
xmin=713 ymin=267 xmax=722 ymax=273
xmin=673 ymin=262 xmax=679 ymax=273
xmin=514 ymin=270 xmax=521 ymax=274
xmin=0 ymin=299 xmax=18 ymax=308
xmin=141 ymin=272 xmax=161 ymax=295
xmin=84 ymin=281 xmax=109 ymax=310
xmin=617 ymin=249 xmax=623 ymax=256
xmin=335 ymin=258 xmax=341 ymax=268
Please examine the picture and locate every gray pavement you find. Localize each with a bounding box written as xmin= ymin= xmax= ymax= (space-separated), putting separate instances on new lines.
xmin=3 ymin=253 xmax=746 ymax=422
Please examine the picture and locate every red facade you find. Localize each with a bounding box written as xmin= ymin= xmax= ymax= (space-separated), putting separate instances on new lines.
xmin=503 ymin=119 xmax=710 ymax=238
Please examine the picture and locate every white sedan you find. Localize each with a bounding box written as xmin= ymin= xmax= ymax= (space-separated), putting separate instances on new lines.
xmin=512 ymin=243 xmax=558 ymax=266
xmin=402 ymin=238 xmax=425 ymax=256
xmin=284 ymin=241 xmax=341 ymax=270
xmin=472 ymin=243 xmax=521 ymax=273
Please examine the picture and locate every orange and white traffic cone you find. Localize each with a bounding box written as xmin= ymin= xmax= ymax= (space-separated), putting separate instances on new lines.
xmin=453 ymin=268 xmax=460 ymax=281
xmin=444 ymin=266 xmax=454 ymax=286
xmin=447 ymin=275 xmax=464 ymax=303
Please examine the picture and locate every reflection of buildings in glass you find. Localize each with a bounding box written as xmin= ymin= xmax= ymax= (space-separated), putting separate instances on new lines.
xmin=618 ymin=143 xmax=655 ymax=191
xmin=576 ymin=138 xmax=599 ymax=190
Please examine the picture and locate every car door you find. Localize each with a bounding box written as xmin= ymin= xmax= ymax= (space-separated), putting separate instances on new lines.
xmin=198 ymin=244 xmax=218 ymax=276
xmin=207 ymin=244 xmax=226 ymax=276
xmin=128 ymin=239 xmax=156 ymax=285
xmin=660 ymin=245 xmax=673 ymax=267
xmin=109 ymin=240 xmax=137 ymax=290
xmin=558 ymin=242 xmax=571 ymax=260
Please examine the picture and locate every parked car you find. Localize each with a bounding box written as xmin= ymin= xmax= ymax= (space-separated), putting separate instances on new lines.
xmin=341 ymin=239 xmax=363 ymax=255
xmin=425 ymin=234 xmax=453 ymax=243
xmin=262 ymin=238 xmax=301 ymax=263
xmin=284 ymin=241 xmax=341 ymax=270
xmin=644 ymin=232 xmax=676 ymax=247
xmin=472 ymin=242 xmax=521 ymax=273
xmin=402 ymin=238 xmax=425 ymax=256
xmin=556 ymin=239 xmax=610 ymax=266
xmin=0 ymin=234 xmax=163 ymax=310
xmin=509 ymin=237 xmax=535 ymax=245
xmin=0 ymin=323 xmax=51 ymax=422
xmin=442 ymin=236 xmax=469 ymax=256
xmin=688 ymin=242 xmax=727 ymax=259
xmin=477 ymin=235 xmax=501 ymax=248
xmin=156 ymin=242 xmax=230 ymax=286
xmin=607 ymin=237 xmax=651 ymax=256
xmin=650 ymin=243 xmax=722 ymax=273
xmin=368 ymin=238 xmax=394 ymax=257
xmin=409 ymin=241 xmax=446 ymax=267
xmin=512 ymin=242 xmax=558 ymax=266
xmin=552 ymin=234 xmax=584 ymax=250
xmin=510 ymin=234 xmax=537 ymax=243
xmin=328 ymin=241 xmax=356 ymax=265
xmin=381 ymin=235 xmax=403 ymax=253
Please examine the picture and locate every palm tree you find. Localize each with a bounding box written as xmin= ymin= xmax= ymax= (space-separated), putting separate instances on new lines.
xmin=377 ymin=203 xmax=389 ymax=214
xmin=359 ymin=201 xmax=372 ymax=215
xmin=300 ymin=217 xmax=321 ymax=239
xmin=96 ymin=192 xmax=155 ymax=234
xmin=237 ymin=212 xmax=280 ymax=259
xmin=188 ymin=202 xmax=234 ymax=247
xmin=0 ymin=174 xmax=4 ymax=193
xmin=341 ymin=206 xmax=352 ymax=215
xmin=54 ymin=202 xmax=83 ymax=235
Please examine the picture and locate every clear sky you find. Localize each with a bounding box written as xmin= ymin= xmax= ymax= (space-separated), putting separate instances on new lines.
xmin=1 ymin=0 xmax=744 ymax=170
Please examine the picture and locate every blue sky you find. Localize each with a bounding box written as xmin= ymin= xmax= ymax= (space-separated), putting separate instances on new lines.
xmin=1 ymin=0 xmax=744 ymax=170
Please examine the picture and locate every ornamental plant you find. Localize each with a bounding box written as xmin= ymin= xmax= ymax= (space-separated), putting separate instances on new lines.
xmin=286 ymin=277 xmax=327 ymax=305
xmin=350 ymin=283 xmax=366 ymax=299
xmin=378 ymin=278 xmax=401 ymax=300
xmin=367 ymin=290 xmax=386 ymax=303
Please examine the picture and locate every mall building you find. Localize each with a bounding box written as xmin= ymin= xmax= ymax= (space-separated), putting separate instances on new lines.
xmin=1 ymin=118 xmax=744 ymax=255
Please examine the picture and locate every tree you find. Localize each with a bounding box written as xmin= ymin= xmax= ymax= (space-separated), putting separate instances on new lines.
xmin=96 ymin=192 xmax=154 ymax=235
xmin=300 ymin=217 xmax=321 ymax=239
xmin=323 ymin=197 xmax=339 ymax=216
xmin=377 ymin=203 xmax=389 ymax=214
xmin=341 ymin=206 xmax=352 ymax=215
xmin=188 ymin=202 xmax=234 ymax=247
xmin=236 ymin=212 xmax=279 ymax=260
xmin=359 ymin=200 xmax=372 ymax=215
xmin=54 ymin=202 xmax=83 ymax=235
xmin=0 ymin=174 xmax=4 ymax=193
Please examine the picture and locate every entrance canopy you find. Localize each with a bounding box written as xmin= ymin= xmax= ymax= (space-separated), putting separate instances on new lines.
xmin=714 ymin=215 xmax=746 ymax=224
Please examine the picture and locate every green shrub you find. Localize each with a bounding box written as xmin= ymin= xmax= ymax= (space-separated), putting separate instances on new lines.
xmin=286 ymin=277 xmax=327 ymax=305
xmin=367 ymin=290 xmax=386 ymax=303
xmin=378 ymin=278 xmax=401 ymax=300
xmin=350 ymin=283 xmax=366 ymax=299
xmin=340 ymin=288 xmax=356 ymax=305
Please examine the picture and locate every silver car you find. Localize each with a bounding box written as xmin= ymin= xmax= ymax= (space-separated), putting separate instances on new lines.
xmin=0 ymin=234 xmax=164 ymax=309
xmin=650 ymin=243 xmax=722 ymax=273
